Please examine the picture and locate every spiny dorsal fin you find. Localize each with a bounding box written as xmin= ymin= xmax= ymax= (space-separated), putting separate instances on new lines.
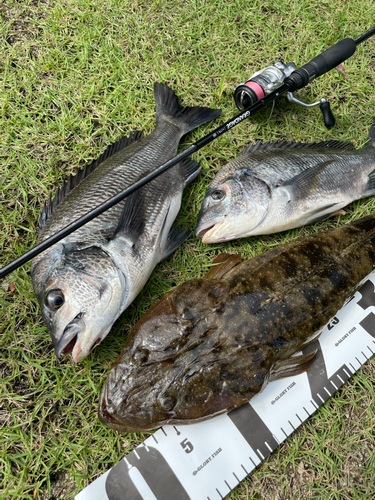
xmin=38 ymin=130 xmax=144 ymax=232
xmin=239 ymin=139 xmax=354 ymax=156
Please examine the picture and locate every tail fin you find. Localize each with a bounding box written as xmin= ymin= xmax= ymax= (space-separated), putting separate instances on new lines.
xmin=154 ymin=82 xmax=221 ymax=135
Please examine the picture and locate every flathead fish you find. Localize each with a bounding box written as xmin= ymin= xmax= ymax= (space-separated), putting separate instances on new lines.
xmin=31 ymin=83 xmax=221 ymax=363
xmin=99 ymin=212 xmax=375 ymax=431
xmin=196 ymin=123 xmax=375 ymax=242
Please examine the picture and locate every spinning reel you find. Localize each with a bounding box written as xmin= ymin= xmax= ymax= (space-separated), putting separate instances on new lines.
xmin=234 ymin=61 xmax=335 ymax=128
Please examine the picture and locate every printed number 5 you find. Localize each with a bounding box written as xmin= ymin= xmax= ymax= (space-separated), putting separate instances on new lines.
xmin=180 ymin=438 xmax=194 ymax=454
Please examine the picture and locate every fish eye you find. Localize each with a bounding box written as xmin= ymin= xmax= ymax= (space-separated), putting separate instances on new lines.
xmin=133 ymin=348 xmax=149 ymax=366
xmin=159 ymin=395 xmax=176 ymax=412
xmin=211 ymin=190 xmax=225 ymax=202
xmin=46 ymin=289 xmax=65 ymax=310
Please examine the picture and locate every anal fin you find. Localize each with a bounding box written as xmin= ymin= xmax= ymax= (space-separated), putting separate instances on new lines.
xmin=303 ymin=202 xmax=343 ymax=224
xmin=360 ymin=173 xmax=375 ymax=199
xmin=269 ymin=349 xmax=318 ymax=382
xmin=160 ymin=227 xmax=191 ymax=261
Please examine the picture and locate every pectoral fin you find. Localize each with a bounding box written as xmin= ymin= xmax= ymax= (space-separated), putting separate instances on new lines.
xmin=110 ymin=190 xmax=145 ymax=243
xmin=160 ymin=227 xmax=191 ymax=261
xmin=204 ymin=253 xmax=242 ymax=279
xmin=281 ymin=159 xmax=335 ymax=201
xmin=298 ymin=328 xmax=323 ymax=351
xmin=269 ymin=349 xmax=318 ymax=381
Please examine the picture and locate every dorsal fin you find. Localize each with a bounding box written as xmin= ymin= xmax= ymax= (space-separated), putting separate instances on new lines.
xmin=239 ymin=139 xmax=354 ymax=156
xmin=38 ymin=130 xmax=144 ymax=232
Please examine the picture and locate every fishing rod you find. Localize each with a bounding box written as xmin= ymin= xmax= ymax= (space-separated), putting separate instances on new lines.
xmin=1 ymin=26 xmax=375 ymax=280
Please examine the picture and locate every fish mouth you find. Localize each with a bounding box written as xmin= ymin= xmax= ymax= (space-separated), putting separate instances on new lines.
xmin=98 ymin=384 xmax=128 ymax=431
xmin=196 ymin=220 xmax=229 ymax=243
xmin=55 ymin=314 xmax=110 ymax=362
xmin=55 ymin=313 xmax=84 ymax=358
xmin=196 ymin=223 xmax=216 ymax=238
xmin=98 ymin=402 xmax=124 ymax=429
xmin=61 ymin=336 xmax=78 ymax=356
xmin=195 ymin=215 xmax=225 ymax=239
xmin=71 ymin=323 xmax=113 ymax=363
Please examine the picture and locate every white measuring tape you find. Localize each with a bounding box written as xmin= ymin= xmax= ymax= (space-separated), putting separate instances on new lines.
xmin=76 ymin=272 xmax=375 ymax=500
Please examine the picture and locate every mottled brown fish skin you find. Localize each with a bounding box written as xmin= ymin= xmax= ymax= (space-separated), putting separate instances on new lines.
xmin=99 ymin=214 xmax=375 ymax=432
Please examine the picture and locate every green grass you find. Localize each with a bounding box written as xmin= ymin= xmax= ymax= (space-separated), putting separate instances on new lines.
xmin=1 ymin=0 xmax=375 ymax=498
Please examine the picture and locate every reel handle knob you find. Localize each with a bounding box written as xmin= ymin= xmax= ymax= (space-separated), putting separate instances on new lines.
xmin=320 ymin=99 xmax=335 ymax=129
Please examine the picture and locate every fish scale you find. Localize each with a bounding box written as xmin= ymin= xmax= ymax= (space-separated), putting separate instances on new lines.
xmin=31 ymin=82 xmax=221 ymax=363
xmin=196 ymin=127 xmax=375 ymax=242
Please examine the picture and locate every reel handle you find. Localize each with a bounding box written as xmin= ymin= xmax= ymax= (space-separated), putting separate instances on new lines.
xmin=320 ymin=100 xmax=335 ymax=129
xmin=285 ymin=38 xmax=357 ymax=91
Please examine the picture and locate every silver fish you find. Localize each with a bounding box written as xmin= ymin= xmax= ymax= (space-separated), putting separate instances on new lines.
xmin=196 ymin=123 xmax=375 ymax=243
xmin=31 ymin=83 xmax=221 ymax=363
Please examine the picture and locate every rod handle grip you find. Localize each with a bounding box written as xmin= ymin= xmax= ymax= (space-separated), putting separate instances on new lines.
xmin=285 ymin=38 xmax=357 ymax=91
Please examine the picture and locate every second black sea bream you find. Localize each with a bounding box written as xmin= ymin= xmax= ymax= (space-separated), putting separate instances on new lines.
xmin=99 ymin=213 xmax=375 ymax=432
xmin=196 ymin=122 xmax=375 ymax=242
xmin=31 ymin=83 xmax=221 ymax=363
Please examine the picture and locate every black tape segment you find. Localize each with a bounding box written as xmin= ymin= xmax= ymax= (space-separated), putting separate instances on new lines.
xmin=303 ymin=341 xmax=351 ymax=407
xmin=105 ymin=446 xmax=190 ymax=500
xmin=359 ymin=312 xmax=375 ymax=339
xmin=228 ymin=404 xmax=279 ymax=460
xmin=105 ymin=459 xmax=143 ymax=500
xmin=356 ymin=280 xmax=375 ymax=311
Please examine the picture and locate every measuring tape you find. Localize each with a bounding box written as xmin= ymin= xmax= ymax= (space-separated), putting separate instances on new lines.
xmin=76 ymin=272 xmax=375 ymax=500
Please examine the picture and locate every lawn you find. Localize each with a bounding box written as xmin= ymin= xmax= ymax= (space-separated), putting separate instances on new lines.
xmin=1 ymin=0 xmax=375 ymax=498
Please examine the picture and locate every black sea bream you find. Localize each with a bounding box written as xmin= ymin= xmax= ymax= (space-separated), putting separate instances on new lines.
xmin=31 ymin=83 xmax=221 ymax=362
xmin=196 ymin=123 xmax=375 ymax=242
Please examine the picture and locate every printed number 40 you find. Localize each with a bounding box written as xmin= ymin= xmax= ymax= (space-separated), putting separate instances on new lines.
xmin=180 ymin=438 xmax=194 ymax=454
